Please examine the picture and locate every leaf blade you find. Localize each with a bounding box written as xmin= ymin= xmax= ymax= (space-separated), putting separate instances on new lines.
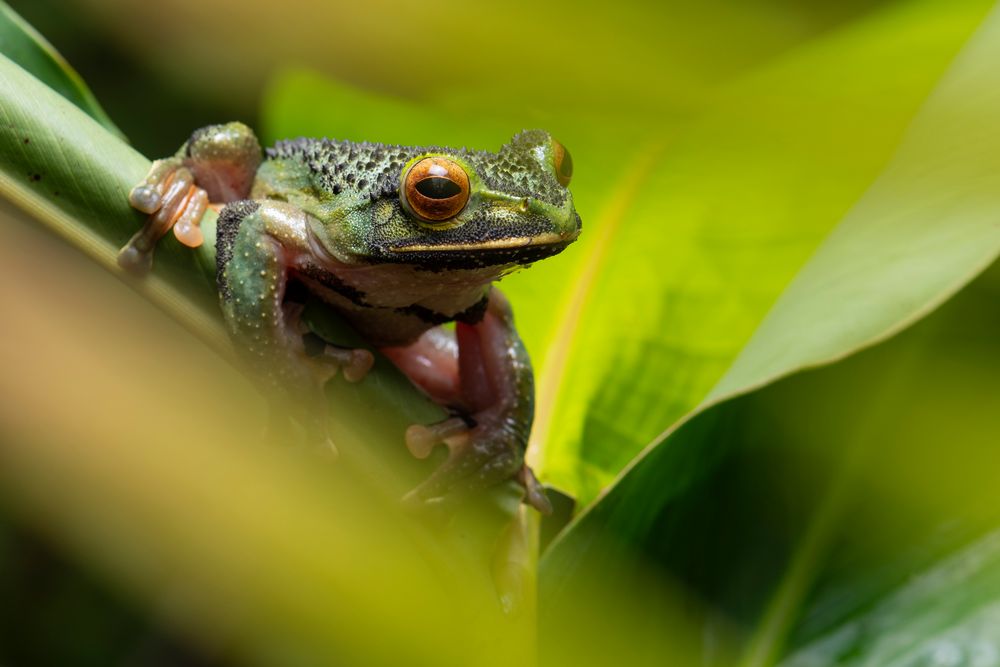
xmin=541 ymin=2 xmax=1000 ymax=661
xmin=531 ymin=0 xmax=994 ymax=504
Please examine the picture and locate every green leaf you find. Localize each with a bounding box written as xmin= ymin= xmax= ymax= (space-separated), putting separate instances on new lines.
xmin=540 ymin=2 xmax=1000 ymax=662
xmin=525 ymin=0 xmax=994 ymax=505
xmin=0 ymin=1 xmax=122 ymax=137
xmin=541 ymin=260 xmax=1000 ymax=665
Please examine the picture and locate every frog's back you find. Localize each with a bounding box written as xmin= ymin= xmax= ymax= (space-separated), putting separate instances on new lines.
xmin=257 ymin=134 xmax=571 ymax=210
xmin=260 ymin=138 xmax=417 ymax=202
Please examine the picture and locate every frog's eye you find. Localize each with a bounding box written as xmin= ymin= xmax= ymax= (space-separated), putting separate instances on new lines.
xmin=402 ymin=157 xmax=471 ymax=223
xmin=552 ymin=139 xmax=573 ymax=187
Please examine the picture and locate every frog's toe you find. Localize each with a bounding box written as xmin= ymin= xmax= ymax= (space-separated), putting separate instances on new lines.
xmin=517 ymin=465 xmax=553 ymax=515
xmin=172 ymin=186 xmax=209 ymax=247
xmin=116 ymin=242 xmax=154 ymax=274
xmin=128 ymin=183 xmax=162 ymax=214
xmin=317 ymin=344 xmax=374 ymax=383
xmin=128 ymin=157 xmax=182 ymax=215
xmin=404 ymin=416 xmax=470 ymax=459
xmin=150 ymin=167 xmax=206 ymax=249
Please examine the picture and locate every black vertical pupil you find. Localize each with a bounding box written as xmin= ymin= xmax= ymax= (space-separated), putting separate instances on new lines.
xmin=415 ymin=176 xmax=462 ymax=199
xmin=558 ymin=147 xmax=574 ymax=179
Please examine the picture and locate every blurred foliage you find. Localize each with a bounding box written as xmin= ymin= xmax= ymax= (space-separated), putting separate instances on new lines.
xmin=0 ymin=195 xmax=528 ymax=666
xmin=2 ymin=0 xmax=1000 ymax=665
xmin=5 ymin=0 xmax=240 ymax=156
xmin=0 ymin=513 xmax=213 ymax=666
xmin=0 ymin=3 xmax=120 ymax=136
xmin=543 ymin=259 xmax=1000 ymax=666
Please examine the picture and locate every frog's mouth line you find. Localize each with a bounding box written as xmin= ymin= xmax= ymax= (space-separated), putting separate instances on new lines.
xmin=389 ymin=231 xmax=577 ymax=254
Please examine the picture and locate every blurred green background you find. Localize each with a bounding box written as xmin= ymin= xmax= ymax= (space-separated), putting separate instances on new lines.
xmin=3 ymin=0 xmax=1000 ymax=664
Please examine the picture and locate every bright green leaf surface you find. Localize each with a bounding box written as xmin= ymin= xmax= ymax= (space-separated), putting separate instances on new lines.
xmin=542 ymin=260 xmax=1000 ymax=664
xmin=68 ymin=0 xmax=900 ymax=122
xmin=541 ymin=2 xmax=1000 ymax=662
xmin=527 ymin=0 xmax=993 ymax=504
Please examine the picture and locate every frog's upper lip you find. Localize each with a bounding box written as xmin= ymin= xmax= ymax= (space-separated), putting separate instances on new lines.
xmin=388 ymin=229 xmax=580 ymax=254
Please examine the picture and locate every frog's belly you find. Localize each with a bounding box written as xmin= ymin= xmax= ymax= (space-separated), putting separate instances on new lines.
xmin=292 ymin=264 xmax=490 ymax=347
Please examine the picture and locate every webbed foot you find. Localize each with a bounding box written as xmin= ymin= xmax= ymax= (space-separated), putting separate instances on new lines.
xmin=119 ymin=122 xmax=262 ymax=274
xmin=402 ymin=414 xmax=552 ymax=515
xmin=119 ymin=159 xmax=209 ymax=273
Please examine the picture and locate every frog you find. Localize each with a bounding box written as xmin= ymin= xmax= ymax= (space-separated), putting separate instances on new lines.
xmin=118 ymin=122 xmax=580 ymax=514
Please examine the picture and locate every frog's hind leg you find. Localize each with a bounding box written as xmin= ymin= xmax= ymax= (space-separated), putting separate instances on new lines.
xmin=217 ymin=200 xmax=373 ymax=453
xmin=119 ymin=122 xmax=262 ymax=273
xmin=383 ymin=289 xmax=552 ymax=514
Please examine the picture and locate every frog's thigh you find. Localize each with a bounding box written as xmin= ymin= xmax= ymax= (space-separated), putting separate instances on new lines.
xmin=456 ymin=289 xmax=532 ymax=419
xmin=402 ymin=288 xmax=551 ymax=513
xmin=381 ymin=327 xmax=461 ymax=404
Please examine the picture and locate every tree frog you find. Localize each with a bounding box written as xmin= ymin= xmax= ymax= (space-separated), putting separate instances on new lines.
xmin=118 ymin=122 xmax=580 ymax=514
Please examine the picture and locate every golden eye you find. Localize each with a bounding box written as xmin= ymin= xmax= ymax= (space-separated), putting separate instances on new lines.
xmin=552 ymin=139 xmax=573 ymax=187
xmin=402 ymin=157 xmax=470 ymax=222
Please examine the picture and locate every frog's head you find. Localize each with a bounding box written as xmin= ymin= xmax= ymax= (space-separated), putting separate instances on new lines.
xmin=312 ymin=130 xmax=581 ymax=271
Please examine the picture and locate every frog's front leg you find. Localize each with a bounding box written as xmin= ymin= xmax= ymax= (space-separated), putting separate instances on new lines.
xmin=384 ymin=289 xmax=552 ymax=514
xmin=217 ymin=200 xmax=373 ymax=452
xmin=119 ymin=122 xmax=262 ymax=273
